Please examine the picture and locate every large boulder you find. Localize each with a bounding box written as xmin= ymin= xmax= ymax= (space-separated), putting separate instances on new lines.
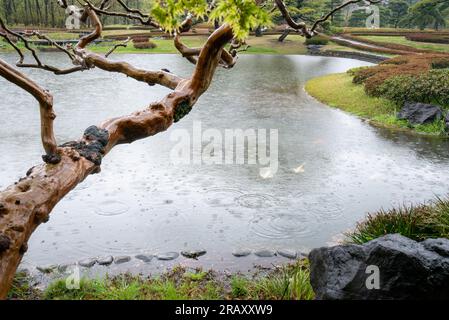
xmin=309 ymin=234 xmax=449 ymax=300
xmin=397 ymin=102 xmax=443 ymax=125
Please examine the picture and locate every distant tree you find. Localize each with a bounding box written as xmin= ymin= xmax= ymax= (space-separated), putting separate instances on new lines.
xmin=388 ymin=0 xmax=409 ymax=28
xmin=400 ymin=0 xmax=446 ymax=30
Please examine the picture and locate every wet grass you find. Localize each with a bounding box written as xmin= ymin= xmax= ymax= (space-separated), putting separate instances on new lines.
xmin=347 ymin=197 xmax=449 ymax=244
xmin=9 ymin=260 xmax=314 ymax=300
xmin=305 ymin=72 xmax=446 ymax=135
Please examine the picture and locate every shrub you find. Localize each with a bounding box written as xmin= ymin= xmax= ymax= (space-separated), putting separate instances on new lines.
xmin=133 ymin=40 xmax=157 ymax=50
xmin=377 ymin=69 xmax=449 ymax=106
xmin=305 ymin=35 xmax=329 ymax=45
xmin=132 ymin=36 xmax=150 ymax=43
xmin=431 ymin=57 xmax=449 ymax=69
xmin=406 ymin=33 xmax=449 ymax=44
xmin=351 ymin=54 xmax=449 ymax=97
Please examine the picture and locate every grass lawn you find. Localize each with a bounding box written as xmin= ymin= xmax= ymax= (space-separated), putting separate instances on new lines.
xmin=359 ymin=35 xmax=449 ymax=53
xmin=348 ymin=197 xmax=449 ymax=244
xmin=1 ymin=34 xmax=308 ymax=55
xmin=8 ymin=261 xmax=314 ymax=300
xmin=305 ymin=72 xmax=446 ymax=135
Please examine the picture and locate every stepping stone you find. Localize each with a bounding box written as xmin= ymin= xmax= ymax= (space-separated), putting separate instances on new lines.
xmin=254 ymin=250 xmax=276 ymax=258
xmin=157 ymin=252 xmax=179 ymax=261
xmin=181 ymin=250 xmax=207 ymax=260
xmin=98 ymin=256 xmax=114 ymax=266
xmin=57 ymin=264 xmax=69 ymax=273
xmin=277 ymin=249 xmax=297 ymax=259
xmin=36 ymin=265 xmax=58 ymax=274
xmin=78 ymin=258 xmax=97 ymax=268
xmin=232 ymin=250 xmax=252 ymax=257
xmin=114 ymin=256 xmax=131 ymax=264
xmin=135 ymin=254 xmax=154 ymax=263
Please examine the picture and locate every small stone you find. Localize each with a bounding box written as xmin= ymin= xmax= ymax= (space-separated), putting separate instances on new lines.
xmin=57 ymin=264 xmax=69 ymax=273
xmin=97 ymin=256 xmax=114 ymax=266
xmin=181 ymin=250 xmax=207 ymax=260
xmin=114 ymin=256 xmax=131 ymax=264
xmin=232 ymin=249 xmax=252 ymax=257
xmin=277 ymin=249 xmax=297 ymax=259
xmin=135 ymin=254 xmax=154 ymax=263
xmin=78 ymin=258 xmax=97 ymax=268
xmin=157 ymin=252 xmax=179 ymax=261
xmin=36 ymin=265 xmax=57 ymax=274
xmin=254 ymin=250 xmax=276 ymax=258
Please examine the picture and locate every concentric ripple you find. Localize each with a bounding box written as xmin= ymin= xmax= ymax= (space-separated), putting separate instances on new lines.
xmin=204 ymin=188 xmax=244 ymax=207
xmin=94 ymin=200 xmax=130 ymax=216
xmin=249 ymin=213 xmax=315 ymax=239
xmin=236 ymin=194 xmax=281 ymax=209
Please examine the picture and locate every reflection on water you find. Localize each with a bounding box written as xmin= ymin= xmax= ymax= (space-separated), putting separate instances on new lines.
xmin=1 ymin=53 xmax=449 ymax=270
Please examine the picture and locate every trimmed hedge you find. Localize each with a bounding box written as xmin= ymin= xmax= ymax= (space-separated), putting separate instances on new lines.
xmin=133 ymin=41 xmax=157 ymax=49
xmin=305 ymin=35 xmax=329 ymax=45
xmin=351 ymin=54 xmax=449 ymax=107
xmin=377 ymin=70 xmax=449 ymax=106
xmin=405 ymin=33 xmax=449 ymax=44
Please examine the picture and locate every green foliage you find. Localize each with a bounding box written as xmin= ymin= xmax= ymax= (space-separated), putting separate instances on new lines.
xmin=230 ymin=276 xmax=249 ymax=297
xmin=377 ymin=69 xmax=449 ymax=106
xmin=151 ymin=0 xmax=208 ymax=33
xmin=347 ymin=197 xmax=449 ymax=244
xmin=209 ymin=0 xmax=272 ymax=40
xmin=400 ymin=0 xmax=447 ymax=30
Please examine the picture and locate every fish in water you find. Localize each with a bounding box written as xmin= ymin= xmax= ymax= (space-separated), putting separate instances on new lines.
xmin=293 ymin=163 xmax=305 ymax=173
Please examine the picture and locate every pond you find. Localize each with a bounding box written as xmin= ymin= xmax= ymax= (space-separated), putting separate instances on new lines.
xmin=1 ymin=53 xmax=449 ymax=273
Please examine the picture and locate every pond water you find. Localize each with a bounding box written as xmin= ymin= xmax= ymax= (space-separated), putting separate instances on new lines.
xmin=1 ymin=53 xmax=449 ymax=273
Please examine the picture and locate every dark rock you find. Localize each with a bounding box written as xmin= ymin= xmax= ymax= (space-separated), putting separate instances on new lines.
xmin=254 ymin=250 xmax=276 ymax=258
xmin=114 ymin=256 xmax=131 ymax=264
xmin=232 ymin=249 xmax=251 ymax=257
xmin=309 ymin=234 xmax=449 ymax=300
xmin=57 ymin=264 xmax=69 ymax=273
xmin=36 ymin=265 xmax=58 ymax=274
xmin=277 ymin=249 xmax=297 ymax=259
xmin=181 ymin=250 xmax=207 ymax=260
xmin=307 ymin=45 xmax=322 ymax=53
xmin=78 ymin=258 xmax=97 ymax=268
xmin=97 ymin=256 xmax=114 ymax=266
xmin=157 ymin=252 xmax=179 ymax=261
xmin=135 ymin=254 xmax=154 ymax=263
xmin=397 ymin=102 xmax=443 ymax=125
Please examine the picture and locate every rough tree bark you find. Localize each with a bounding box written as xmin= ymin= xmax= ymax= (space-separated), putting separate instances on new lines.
xmin=0 ymin=6 xmax=232 ymax=299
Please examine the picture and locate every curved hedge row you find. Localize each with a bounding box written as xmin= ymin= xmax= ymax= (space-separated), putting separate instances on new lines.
xmin=351 ymin=54 xmax=449 ymax=107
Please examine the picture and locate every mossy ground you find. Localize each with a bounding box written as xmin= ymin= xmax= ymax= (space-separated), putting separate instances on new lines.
xmin=305 ymin=72 xmax=446 ymax=135
xmin=8 ymin=260 xmax=314 ymax=300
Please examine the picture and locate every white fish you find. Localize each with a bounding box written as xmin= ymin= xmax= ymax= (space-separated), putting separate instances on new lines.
xmin=293 ymin=163 xmax=306 ymax=173
xmin=259 ymin=167 xmax=274 ymax=179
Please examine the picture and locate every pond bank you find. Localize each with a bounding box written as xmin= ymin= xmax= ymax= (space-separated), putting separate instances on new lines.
xmin=9 ymin=260 xmax=313 ymax=300
xmin=305 ymin=72 xmax=448 ymax=136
